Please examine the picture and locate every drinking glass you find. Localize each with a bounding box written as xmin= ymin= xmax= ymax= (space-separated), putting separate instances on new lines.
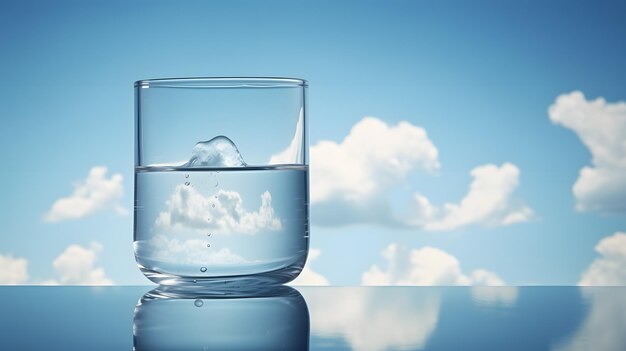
xmin=134 ymin=77 xmax=309 ymax=286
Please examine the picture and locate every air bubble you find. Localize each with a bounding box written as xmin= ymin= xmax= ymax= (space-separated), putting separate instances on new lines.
xmin=194 ymin=299 xmax=204 ymax=307
xmin=200 ymin=267 xmax=207 ymax=272
xmin=207 ymin=233 xmax=212 ymax=237
xmin=207 ymin=243 xmax=211 ymax=248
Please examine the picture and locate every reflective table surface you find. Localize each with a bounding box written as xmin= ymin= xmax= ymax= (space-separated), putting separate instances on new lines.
xmin=1 ymin=286 xmax=625 ymax=350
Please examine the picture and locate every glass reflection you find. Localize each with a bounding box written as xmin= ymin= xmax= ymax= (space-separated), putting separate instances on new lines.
xmin=133 ymin=285 xmax=309 ymax=351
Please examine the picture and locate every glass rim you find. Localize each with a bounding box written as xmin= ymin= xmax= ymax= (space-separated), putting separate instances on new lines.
xmin=134 ymin=77 xmax=307 ymax=88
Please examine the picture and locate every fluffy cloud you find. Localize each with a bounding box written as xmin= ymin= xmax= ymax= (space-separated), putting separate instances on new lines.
xmin=289 ymin=248 xmax=329 ymax=286
xmin=363 ymin=244 xmax=466 ymax=285
xmin=137 ymin=235 xmax=248 ymax=266
xmin=468 ymin=269 xmax=518 ymax=305
xmin=311 ymin=117 xmax=439 ymax=204
xmin=1 ymin=243 xmax=113 ymax=286
xmin=0 ymin=254 xmax=29 ymax=285
xmin=470 ymin=268 xmax=505 ymax=286
xmin=549 ymin=91 xmax=626 ymax=213
xmin=269 ymin=108 xmax=304 ymax=165
xmin=50 ymin=242 xmax=113 ymax=285
xmin=310 ymin=117 xmax=531 ymax=229
xmin=156 ymin=186 xmax=281 ymax=234
xmin=44 ymin=166 xmax=126 ymax=222
xmin=363 ymin=243 xmax=509 ymax=287
xmin=419 ymin=163 xmax=533 ymax=231
xmin=579 ymin=232 xmax=626 ymax=286
xmin=303 ymin=288 xmax=440 ymax=351
xmin=465 ymin=270 xmax=516 ymax=301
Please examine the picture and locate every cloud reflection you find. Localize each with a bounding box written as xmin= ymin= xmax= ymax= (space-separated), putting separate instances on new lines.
xmin=553 ymin=288 xmax=626 ymax=351
xmin=303 ymin=288 xmax=440 ymax=351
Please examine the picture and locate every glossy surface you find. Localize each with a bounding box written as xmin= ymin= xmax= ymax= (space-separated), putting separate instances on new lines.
xmin=0 ymin=287 xmax=625 ymax=350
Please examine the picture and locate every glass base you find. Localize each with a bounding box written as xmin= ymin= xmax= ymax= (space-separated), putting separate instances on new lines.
xmin=142 ymin=284 xmax=304 ymax=300
xmin=138 ymin=262 xmax=304 ymax=291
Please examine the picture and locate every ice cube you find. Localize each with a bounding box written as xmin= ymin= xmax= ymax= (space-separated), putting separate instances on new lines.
xmin=185 ymin=136 xmax=247 ymax=167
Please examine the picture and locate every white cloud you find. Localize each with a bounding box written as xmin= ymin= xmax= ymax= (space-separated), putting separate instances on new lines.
xmin=468 ymin=270 xmax=518 ymax=305
xmin=269 ymin=108 xmax=304 ymax=164
xmin=421 ymin=163 xmax=533 ymax=231
xmin=363 ymin=244 xmax=518 ymax=305
xmin=1 ymin=243 xmax=113 ymax=286
xmin=0 ymin=254 xmax=29 ymax=285
xmin=303 ymin=288 xmax=440 ymax=351
xmin=311 ymin=116 xmax=439 ymax=204
xmin=156 ymin=186 xmax=282 ymax=234
xmin=553 ymin=289 xmax=626 ymax=351
xmin=289 ymin=248 xmax=329 ymax=286
xmin=363 ymin=243 xmax=509 ymax=287
xmin=50 ymin=242 xmax=113 ymax=285
xmin=38 ymin=280 xmax=60 ymax=286
xmin=549 ymin=91 xmax=626 ymax=213
xmin=136 ymin=235 xmax=248 ymax=266
xmin=310 ymin=117 xmax=532 ymax=229
xmin=44 ymin=166 xmax=126 ymax=222
xmin=470 ymin=268 xmax=506 ymax=286
xmin=579 ymin=232 xmax=626 ymax=286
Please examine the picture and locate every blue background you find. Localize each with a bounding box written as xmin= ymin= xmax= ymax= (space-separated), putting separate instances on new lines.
xmin=1 ymin=0 xmax=625 ymax=285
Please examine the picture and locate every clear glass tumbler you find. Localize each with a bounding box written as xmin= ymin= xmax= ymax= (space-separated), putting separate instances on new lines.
xmin=134 ymin=77 xmax=309 ymax=286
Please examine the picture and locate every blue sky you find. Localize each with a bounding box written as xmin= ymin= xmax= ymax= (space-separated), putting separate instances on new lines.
xmin=1 ymin=0 xmax=625 ymax=285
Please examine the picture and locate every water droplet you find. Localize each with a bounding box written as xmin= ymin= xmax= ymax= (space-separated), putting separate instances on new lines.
xmin=194 ymin=299 xmax=204 ymax=307
xmin=185 ymin=182 xmax=190 ymax=186
xmin=207 ymin=243 xmax=211 ymax=248
xmin=200 ymin=267 xmax=207 ymax=272
xmin=193 ymin=279 xmax=197 ymax=283
xmin=184 ymin=174 xmax=189 ymax=178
